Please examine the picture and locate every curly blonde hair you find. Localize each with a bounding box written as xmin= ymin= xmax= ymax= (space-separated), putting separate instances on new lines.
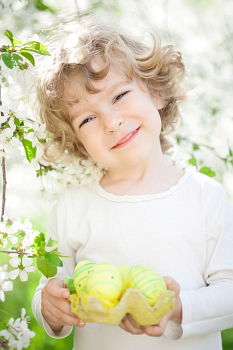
xmin=37 ymin=18 xmax=185 ymax=162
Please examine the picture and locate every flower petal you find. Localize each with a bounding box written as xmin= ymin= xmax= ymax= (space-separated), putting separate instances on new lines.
xmin=3 ymin=280 xmax=13 ymax=292
xmin=22 ymin=256 xmax=33 ymax=267
xmin=19 ymin=270 xmax=28 ymax=282
xmin=9 ymin=269 xmax=19 ymax=279
xmin=0 ymin=290 xmax=5 ymax=302
xmin=9 ymin=256 xmax=20 ymax=268
xmin=21 ymin=308 xmax=26 ymax=319
xmin=25 ymin=266 xmax=35 ymax=273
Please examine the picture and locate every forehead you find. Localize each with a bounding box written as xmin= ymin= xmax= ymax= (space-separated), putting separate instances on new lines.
xmin=62 ymin=55 xmax=130 ymax=102
xmin=63 ymin=72 xmax=128 ymax=104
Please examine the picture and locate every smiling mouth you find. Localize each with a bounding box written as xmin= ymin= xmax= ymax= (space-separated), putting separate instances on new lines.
xmin=111 ymin=127 xmax=141 ymax=149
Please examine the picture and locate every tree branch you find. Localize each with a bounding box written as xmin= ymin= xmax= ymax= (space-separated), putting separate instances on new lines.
xmin=1 ymin=156 xmax=7 ymax=222
xmin=0 ymin=64 xmax=7 ymax=222
xmin=0 ymin=250 xmax=32 ymax=256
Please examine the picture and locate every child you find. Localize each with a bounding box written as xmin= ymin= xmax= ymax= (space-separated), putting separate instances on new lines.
xmin=32 ymin=18 xmax=233 ymax=350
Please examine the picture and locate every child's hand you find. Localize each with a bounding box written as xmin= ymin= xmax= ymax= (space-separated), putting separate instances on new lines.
xmin=119 ymin=276 xmax=182 ymax=337
xmin=41 ymin=277 xmax=86 ymax=334
xmin=119 ymin=313 xmax=145 ymax=335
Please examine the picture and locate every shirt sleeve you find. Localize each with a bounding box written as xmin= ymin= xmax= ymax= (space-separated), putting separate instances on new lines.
xmin=180 ymin=181 xmax=233 ymax=338
xmin=31 ymin=191 xmax=77 ymax=339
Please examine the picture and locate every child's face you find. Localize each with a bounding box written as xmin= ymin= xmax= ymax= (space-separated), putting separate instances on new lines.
xmin=64 ymin=58 xmax=164 ymax=170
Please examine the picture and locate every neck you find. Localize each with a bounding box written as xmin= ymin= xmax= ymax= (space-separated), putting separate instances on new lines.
xmin=104 ymin=154 xmax=168 ymax=183
xmin=100 ymin=144 xmax=180 ymax=195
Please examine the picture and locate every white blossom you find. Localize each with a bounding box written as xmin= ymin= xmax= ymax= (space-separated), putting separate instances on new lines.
xmin=8 ymin=117 xmax=16 ymax=132
xmin=0 ymin=134 xmax=21 ymax=158
xmin=0 ymin=217 xmax=39 ymax=250
xmin=0 ymin=105 xmax=10 ymax=122
xmin=0 ymin=219 xmax=19 ymax=248
xmin=0 ymin=308 xmax=35 ymax=350
xmin=9 ymin=256 xmax=35 ymax=282
xmin=0 ymin=266 xmax=13 ymax=302
xmin=33 ymin=122 xmax=46 ymax=140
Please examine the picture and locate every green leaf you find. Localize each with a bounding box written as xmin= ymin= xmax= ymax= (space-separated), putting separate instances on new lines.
xmin=229 ymin=148 xmax=233 ymax=158
xmin=35 ymin=0 xmax=56 ymax=13
xmin=22 ymin=138 xmax=37 ymax=162
xmin=37 ymin=256 xmax=57 ymax=277
xmin=21 ymin=41 xmax=50 ymax=56
xmin=1 ymin=52 xmax=27 ymax=70
xmin=64 ymin=277 xmax=76 ymax=294
xmin=47 ymin=238 xmax=57 ymax=247
xmin=176 ymin=135 xmax=181 ymax=144
xmin=18 ymin=50 xmax=35 ymax=66
xmin=12 ymin=53 xmax=23 ymax=68
xmin=25 ymin=128 xmax=34 ymax=134
xmin=4 ymin=30 xmax=14 ymax=45
xmin=36 ymin=168 xmax=44 ymax=177
xmin=211 ymin=107 xmax=218 ymax=116
xmin=199 ymin=166 xmax=216 ymax=177
xmin=14 ymin=116 xmax=22 ymax=126
xmin=192 ymin=143 xmax=199 ymax=151
xmin=45 ymin=252 xmax=63 ymax=267
xmin=188 ymin=156 xmax=197 ymax=166
xmin=1 ymin=52 xmax=14 ymax=69
xmin=4 ymin=30 xmax=22 ymax=47
xmin=33 ymin=232 xmax=46 ymax=254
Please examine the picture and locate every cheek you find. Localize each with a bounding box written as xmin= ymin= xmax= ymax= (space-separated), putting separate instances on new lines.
xmin=81 ymin=138 xmax=95 ymax=155
xmin=80 ymin=136 xmax=105 ymax=161
xmin=143 ymin=102 xmax=162 ymax=130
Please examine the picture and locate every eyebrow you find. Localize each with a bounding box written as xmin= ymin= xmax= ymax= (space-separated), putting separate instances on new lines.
xmin=106 ymin=80 xmax=130 ymax=94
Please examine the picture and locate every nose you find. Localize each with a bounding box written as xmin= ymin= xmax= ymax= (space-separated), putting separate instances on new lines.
xmin=101 ymin=110 xmax=124 ymax=133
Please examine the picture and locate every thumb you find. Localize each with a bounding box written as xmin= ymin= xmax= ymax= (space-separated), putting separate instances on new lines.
xmin=163 ymin=276 xmax=180 ymax=297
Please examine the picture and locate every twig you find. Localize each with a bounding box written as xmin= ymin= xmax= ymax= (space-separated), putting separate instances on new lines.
xmin=0 ymin=250 xmax=32 ymax=256
xmin=0 ymin=63 xmax=7 ymax=222
xmin=1 ymin=156 xmax=7 ymax=222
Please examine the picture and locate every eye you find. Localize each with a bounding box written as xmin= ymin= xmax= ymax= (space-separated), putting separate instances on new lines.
xmin=114 ymin=91 xmax=129 ymax=102
xmin=79 ymin=116 xmax=95 ymax=128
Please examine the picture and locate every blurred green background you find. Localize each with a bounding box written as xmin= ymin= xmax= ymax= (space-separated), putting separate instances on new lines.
xmin=1 ymin=0 xmax=233 ymax=348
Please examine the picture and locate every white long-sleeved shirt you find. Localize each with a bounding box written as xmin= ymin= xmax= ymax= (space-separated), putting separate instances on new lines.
xmin=32 ymin=166 xmax=233 ymax=350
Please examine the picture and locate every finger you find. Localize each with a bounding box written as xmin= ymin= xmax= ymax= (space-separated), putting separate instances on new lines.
xmin=119 ymin=321 xmax=144 ymax=335
xmin=163 ymin=276 xmax=180 ymax=297
xmin=143 ymin=314 xmax=169 ymax=337
xmin=43 ymin=298 xmax=86 ymax=328
xmin=48 ymin=297 xmax=76 ymax=316
xmin=119 ymin=314 xmax=144 ymax=335
xmin=46 ymin=296 xmax=86 ymax=324
xmin=143 ymin=324 xmax=164 ymax=337
xmin=42 ymin=304 xmax=58 ymax=323
xmin=126 ymin=314 xmax=143 ymax=329
xmin=45 ymin=278 xmax=70 ymax=299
